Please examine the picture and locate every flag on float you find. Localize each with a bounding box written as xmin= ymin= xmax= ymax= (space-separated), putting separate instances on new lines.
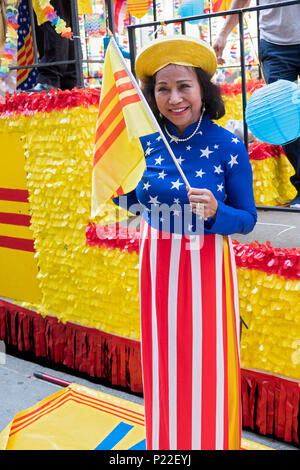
xmin=16 ymin=0 xmax=38 ymax=90
xmin=211 ymin=0 xmax=232 ymax=12
xmin=91 ymin=36 xmax=157 ymax=219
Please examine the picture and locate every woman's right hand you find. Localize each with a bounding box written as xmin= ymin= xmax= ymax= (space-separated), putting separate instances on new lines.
xmin=187 ymin=187 xmax=218 ymax=221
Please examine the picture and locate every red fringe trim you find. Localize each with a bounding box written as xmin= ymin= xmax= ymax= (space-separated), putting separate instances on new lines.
xmin=86 ymin=224 xmax=300 ymax=281
xmin=0 ymin=87 xmax=100 ymax=117
xmin=232 ymin=240 xmax=300 ymax=281
xmin=0 ymin=300 xmax=143 ymax=394
xmin=86 ymin=222 xmax=140 ymax=253
xmin=248 ymin=141 xmax=283 ymax=161
xmin=1 ymin=300 xmax=299 ymax=445
xmin=0 ymin=80 xmax=266 ymax=117
xmin=219 ymin=79 xmax=265 ymax=96
xmin=241 ymin=369 xmax=300 ymax=445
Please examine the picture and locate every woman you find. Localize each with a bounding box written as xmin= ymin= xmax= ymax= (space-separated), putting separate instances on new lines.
xmin=115 ymin=35 xmax=257 ymax=450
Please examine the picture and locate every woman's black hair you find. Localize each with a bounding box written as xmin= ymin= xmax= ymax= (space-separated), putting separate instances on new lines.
xmin=142 ymin=65 xmax=225 ymax=128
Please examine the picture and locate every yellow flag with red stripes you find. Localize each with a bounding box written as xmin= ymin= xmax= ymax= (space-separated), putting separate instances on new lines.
xmin=91 ymin=38 xmax=157 ymax=219
xmin=211 ymin=0 xmax=232 ymax=12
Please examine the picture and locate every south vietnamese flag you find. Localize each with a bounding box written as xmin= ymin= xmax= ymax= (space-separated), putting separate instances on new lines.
xmin=91 ymin=36 xmax=156 ymax=219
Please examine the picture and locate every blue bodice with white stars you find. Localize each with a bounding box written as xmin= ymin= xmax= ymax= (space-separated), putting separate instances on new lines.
xmin=114 ymin=115 xmax=257 ymax=236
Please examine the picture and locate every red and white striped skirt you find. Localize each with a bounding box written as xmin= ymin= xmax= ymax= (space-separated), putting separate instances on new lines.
xmin=139 ymin=219 xmax=241 ymax=450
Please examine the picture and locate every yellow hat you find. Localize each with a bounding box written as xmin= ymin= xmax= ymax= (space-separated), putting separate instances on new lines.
xmin=135 ymin=35 xmax=217 ymax=82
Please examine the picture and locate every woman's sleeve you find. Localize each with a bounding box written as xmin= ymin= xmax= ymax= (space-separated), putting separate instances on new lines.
xmin=205 ymin=141 xmax=257 ymax=235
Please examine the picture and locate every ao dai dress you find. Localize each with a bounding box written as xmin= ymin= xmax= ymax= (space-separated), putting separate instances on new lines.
xmin=114 ymin=114 xmax=257 ymax=450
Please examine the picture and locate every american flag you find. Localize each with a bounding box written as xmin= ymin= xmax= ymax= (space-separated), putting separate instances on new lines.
xmin=17 ymin=0 xmax=38 ymax=90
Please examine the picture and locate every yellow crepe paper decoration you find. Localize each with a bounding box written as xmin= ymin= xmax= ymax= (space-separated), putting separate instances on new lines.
xmin=238 ymin=269 xmax=300 ymax=380
xmin=0 ymin=105 xmax=141 ymax=339
xmin=0 ymin=90 xmax=298 ymax=379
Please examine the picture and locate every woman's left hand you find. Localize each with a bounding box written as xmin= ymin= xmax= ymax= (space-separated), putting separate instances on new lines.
xmin=187 ymin=187 xmax=218 ymax=220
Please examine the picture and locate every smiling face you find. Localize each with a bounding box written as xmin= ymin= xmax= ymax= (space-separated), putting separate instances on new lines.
xmin=154 ymin=64 xmax=203 ymax=135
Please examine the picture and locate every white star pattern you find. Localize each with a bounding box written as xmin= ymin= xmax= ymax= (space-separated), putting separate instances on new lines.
xmin=176 ymin=156 xmax=185 ymax=165
xmin=228 ymin=154 xmax=239 ymax=168
xmin=149 ymin=195 xmax=160 ymax=206
xmin=171 ymin=179 xmax=184 ymax=190
xmin=145 ymin=147 xmax=154 ymax=156
xmin=200 ymin=146 xmax=213 ymax=159
xmin=214 ymin=165 xmax=224 ymax=175
xmin=195 ymin=169 xmax=206 ymax=178
xmin=137 ymin=121 xmax=247 ymax=231
xmin=143 ymin=181 xmax=151 ymax=190
xmin=158 ymin=170 xmax=167 ymax=180
xmin=155 ymin=156 xmax=164 ymax=165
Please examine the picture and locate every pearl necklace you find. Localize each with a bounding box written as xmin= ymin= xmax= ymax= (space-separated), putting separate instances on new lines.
xmin=163 ymin=111 xmax=204 ymax=143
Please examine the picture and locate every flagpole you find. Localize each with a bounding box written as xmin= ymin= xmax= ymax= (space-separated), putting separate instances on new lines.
xmin=107 ymin=31 xmax=192 ymax=190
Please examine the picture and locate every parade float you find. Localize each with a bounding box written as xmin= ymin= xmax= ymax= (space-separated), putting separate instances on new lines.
xmin=0 ymin=0 xmax=299 ymax=449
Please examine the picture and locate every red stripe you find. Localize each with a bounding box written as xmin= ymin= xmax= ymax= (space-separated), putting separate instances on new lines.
xmin=69 ymin=394 xmax=144 ymax=425
xmin=201 ymin=235 xmax=217 ymax=449
xmin=120 ymin=93 xmax=141 ymax=108
xmin=17 ymin=48 xmax=26 ymax=62
xmin=95 ymin=99 xmax=122 ymax=142
xmin=155 ymin=230 xmax=171 ymax=450
xmin=11 ymin=391 xmax=73 ymax=427
xmin=0 ymin=235 xmax=34 ymax=252
xmin=222 ymin=251 xmax=229 ymax=449
xmin=17 ymin=68 xmax=30 ymax=84
xmin=71 ymin=389 xmax=145 ymax=419
xmin=117 ymin=81 xmax=135 ymax=95
xmin=12 ymin=388 xmax=144 ymax=428
xmin=0 ymin=212 xmax=31 ymax=226
xmin=10 ymin=395 xmax=144 ymax=437
xmin=95 ymin=92 xmax=140 ymax=144
xmin=67 ymin=398 xmax=144 ymax=426
xmin=17 ymin=32 xmax=34 ymax=84
xmin=114 ymin=69 xmax=128 ymax=81
xmin=176 ymin=236 xmax=193 ymax=449
xmin=0 ymin=188 xmax=29 ymax=202
xmin=18 ymin=34 xmax=32 ymax=60
xmin=93 ymin=117 xmax=126 ymax=167
xmin=99 ymin=84 xmax=118 ymax=115
xmin=227 ymin=241 xmax=242 ymax=443
xmin=213 ymin=0 xmax=224 ymax=11
xmin=139 ymin=220 xmax=153 ymax=449
xmin=115 ymin=186 xmax=124 ymax=197
xmin=10 ymin=388 xmax=145 ymax=436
